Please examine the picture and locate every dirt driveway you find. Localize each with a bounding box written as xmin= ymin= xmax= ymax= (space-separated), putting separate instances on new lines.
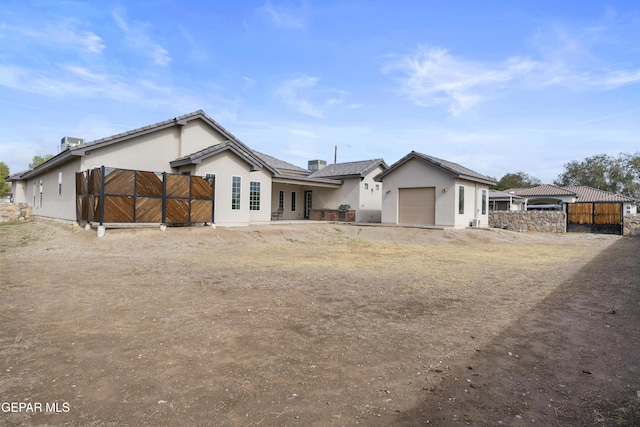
xmin=1 ymin=220 xmax=638 ymax=426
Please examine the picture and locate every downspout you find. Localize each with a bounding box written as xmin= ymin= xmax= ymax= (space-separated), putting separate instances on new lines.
xmin=474 ymin=181 xmax=478 ymax=223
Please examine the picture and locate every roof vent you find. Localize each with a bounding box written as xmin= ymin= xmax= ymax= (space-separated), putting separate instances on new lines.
xmin=59 ymin=136 xmax=85 ymax=152
xmin=308 ymin=160 xmax=327 ymax=172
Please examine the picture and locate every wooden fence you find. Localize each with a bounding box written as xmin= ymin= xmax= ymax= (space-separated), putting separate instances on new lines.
xmin=76 ymin=167 xmax=215 ymax=225
xmin=566 ymin=202 xmax=623 ymax=235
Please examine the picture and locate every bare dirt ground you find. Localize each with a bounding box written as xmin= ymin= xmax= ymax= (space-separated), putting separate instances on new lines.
xmin=0 ymin=219 xmax=638 ymax=426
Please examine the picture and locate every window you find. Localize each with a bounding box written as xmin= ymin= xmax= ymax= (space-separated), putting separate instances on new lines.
xmin=291 ymin=191 xmax=296 ymax=211
xmin=364 ymin=183 xmax=369 ymax=190
xmin=482 ymin=190 xmax=487 ymax=215
xmin=231 ymin=176 xmax=241 ymax=210
xmin=458 ymin=186 xmax=464 ymax=214
xmin=250 ymin=181 xmax=260 ymax=211
xmin=375 ymin=184 xmax=380 ymax=191
xmin=278 ymin=190 xmax=284 ymax=211
xmin=33 ymin=182 xmax=37 ymax=206
xmin=58 ymin=172 xmax=63 ymax=195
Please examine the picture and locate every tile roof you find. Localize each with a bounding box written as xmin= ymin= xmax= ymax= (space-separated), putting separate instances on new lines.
xmin=171 ymin=141 xmax=280 ymax=174
xmin=503 ymin=185 xmax=576 ymax=197
xmin=309 ymin=159 xmax=387 ymax=179
xmin=252 ymin=151 xmax=311 ymax=176
xmin=564 ymin=186 xmax=636 ymax=202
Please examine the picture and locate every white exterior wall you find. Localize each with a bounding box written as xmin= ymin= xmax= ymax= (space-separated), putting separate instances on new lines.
xmin=313 ymin=178 xmax=358 ymax=211
xmin=26 ymin=158 xmax=81 ymax=221
xmin=180 ymin=119 xmax=228 ymax=158
xmin=380 ymin=158 xmax=455 ymax=226
xmin=271 ymin=184 xmax=306 ymax=220
xmin=195 ymin=151 xmax=268 ymax=226
xmin=249 ymin=169 xmax=272 ymax=224
xmin=357 ymin=166 xmax=384 ymax=222
xmin=454 ymin=179 xmax=491 ymax=228
xmin=10 ymin=180 xmax=28 ymax=203
xmin=623 ymin=202 xmax=637 ymax=216
xmin=79 ymin=127 xmax=181 ymax=172
xmin=304 ymin=166 xmax=385 ymax=223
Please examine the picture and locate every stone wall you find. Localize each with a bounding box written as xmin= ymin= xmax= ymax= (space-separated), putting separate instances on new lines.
xmin=0 ymin=202 xmax=32 ymax=223
xmin=489 ymin=211 xmax=566 ymax=233
xmin=623 ymin=214 xmax=640 ymax=236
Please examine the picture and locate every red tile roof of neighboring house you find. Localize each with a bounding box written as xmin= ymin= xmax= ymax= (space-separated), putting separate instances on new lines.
xmin=503 ymin=184 xmax=576 ymax=197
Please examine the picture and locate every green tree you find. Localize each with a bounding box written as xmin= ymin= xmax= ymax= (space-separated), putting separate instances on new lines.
xmin=493 ymin=172 xmax=541 ymax=190
xmin=29 ymin=154 xmax=54 ymax=169
xmin=554 ymin=152 xmax=640 ymax=198
xmin=0 ymin=161 xmax=10 ymax=198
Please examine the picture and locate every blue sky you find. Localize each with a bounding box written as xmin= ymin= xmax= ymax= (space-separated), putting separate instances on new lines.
xmin=1 ymin=1 xmax=639 ymax=183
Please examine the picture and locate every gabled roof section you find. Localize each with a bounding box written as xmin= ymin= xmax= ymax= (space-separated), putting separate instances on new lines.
xmin=563 ymin=185 xmax=636 ymax=203
xmin=169 ymin=140 xmax=272 ymax=172
xmin=20 ymin=110 xmax=275 ymax=179
xmin=504 ymin=185 xmax=576 ymax=197
xmin=309 ymin=159 xmax=387 ymax=179
xmin=252 ymin=151 xmax=311 ymax=177
xmin=375 ymin=151 xmax=496 ymax=185
xmin=5 ymin=170 xmax=30 ymax=181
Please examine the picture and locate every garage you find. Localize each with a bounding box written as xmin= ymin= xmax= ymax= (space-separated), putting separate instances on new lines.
xmin=398 ymin=187 xmax=435 ymax=225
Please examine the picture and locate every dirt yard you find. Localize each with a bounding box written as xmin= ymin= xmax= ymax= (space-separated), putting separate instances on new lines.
xmin=1 ymin=220 xmax=638 ymax=426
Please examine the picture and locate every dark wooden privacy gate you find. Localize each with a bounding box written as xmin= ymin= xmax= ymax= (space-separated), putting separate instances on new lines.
xmin=76 ymin=167 xmax=215 ymax=225
xmin=566 ymin=202 xmax=623 ymax=235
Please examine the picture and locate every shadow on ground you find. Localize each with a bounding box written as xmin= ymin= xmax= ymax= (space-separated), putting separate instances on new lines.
xmin=395 ymin=236 xmax=640 ymax=426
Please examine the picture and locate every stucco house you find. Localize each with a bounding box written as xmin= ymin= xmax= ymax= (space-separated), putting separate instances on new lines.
xmin=374 ymin=151 xmax=496 ymax=228
xmin=502 ymin=184 xmax=637 ymax=215
xmin=8 ymin=110 xmax=387 ymax=227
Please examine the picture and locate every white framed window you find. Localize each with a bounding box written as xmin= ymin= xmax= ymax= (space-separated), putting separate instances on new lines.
xmin=58 ymin=172 xmax=63 ymax=195
xmin=458 ymin=186 xmax=464 ymax=214
xmin=250 ymin=181 xmax=261 ymax=211
xmin=364 ymin=183 xmax=369 ymax=190
xmin=232 ymin=176 xmax=241 ymax=210
xmin=482 ymin=190 xmax=487 ymax=215
xmin=291 ymin=191 xmax=296 ymax=211
xmin=278 ymin=190 xmax=284 ymax=211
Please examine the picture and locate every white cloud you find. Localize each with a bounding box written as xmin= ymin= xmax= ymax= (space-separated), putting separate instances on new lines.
xmin=260 ymin=1 xmax=307 ymax=30
xmin=243 ymin=76 xmax=257 ymax=90
xmin=3 ymin=23 xmax=105 ymax=54
xmin=275 ymin=74 xmax=324 ymax=117
xmin=274 ymin=73 xmax=351 ymax=118
xmin=383 ymin=46 xmax=537 ymax=116
xmin=112 ymin=11 xmax=172 ymax=66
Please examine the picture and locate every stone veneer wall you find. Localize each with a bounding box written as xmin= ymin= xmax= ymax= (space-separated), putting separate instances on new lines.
xmin=489 ymin=211 xmax=566 ymax=233
xmin=623 ymin=214 xmax=640 ymax=236
xmin=0 ymin=202 xmax=32 ymax=223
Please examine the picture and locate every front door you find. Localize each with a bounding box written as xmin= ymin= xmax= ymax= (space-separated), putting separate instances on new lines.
xmin=304 ymin=191 xmax=312 ymax=219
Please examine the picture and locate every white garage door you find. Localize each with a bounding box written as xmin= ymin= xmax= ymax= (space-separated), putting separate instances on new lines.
xmin=398 ymin=187 xmax=435 ymax=225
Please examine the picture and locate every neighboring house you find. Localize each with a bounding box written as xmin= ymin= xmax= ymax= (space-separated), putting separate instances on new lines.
xmin=502 ymin=184 xmax=637 ymax=215
xmin=7 ymin=110 xmax=387 ymax=226
xmin=564 ymin=185 xmax=637 ymax=215
xmin=501 ymin=184 xmax=576 ymax=210
xmin=374 ymin=151 xmax=496 ymax=228
xmin=488 ymin=190 xmax=527 ymax=211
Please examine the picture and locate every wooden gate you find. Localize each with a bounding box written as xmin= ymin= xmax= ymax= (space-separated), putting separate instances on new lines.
xmin=566 ymin=203 xmax=623 ymax=235
xmin=76 ymin=167 xmax=215 ymax=225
